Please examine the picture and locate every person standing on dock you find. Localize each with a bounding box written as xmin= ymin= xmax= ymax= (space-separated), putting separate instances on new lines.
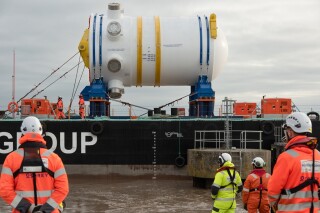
xmin=78 ymin=94 xmax=85 ymax=119
xmin=268 ymin=112 xmax=320 ymax=212
xmin=56 ymin=96 xmax=66 ymax=119
xmin=211 ymin=153 xmax=243 ymax=213
xmin=0 ymin=116 xmax=69 ymax=213
xmin=242 ymin=157 xmax=270 ymax=213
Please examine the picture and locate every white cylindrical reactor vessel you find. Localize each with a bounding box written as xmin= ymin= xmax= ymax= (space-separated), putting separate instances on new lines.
xmin=79 ymin=3 xmax=228 ymax=98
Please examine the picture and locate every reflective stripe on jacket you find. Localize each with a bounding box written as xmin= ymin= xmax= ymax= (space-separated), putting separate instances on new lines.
xmin=242 ymin=169 xmax=270 ymax=212
xmin=268 ymin=135 xmax=320 ymax=212
xmin=211 ymin=161 xmax=243 ymax=211
xmin=0 ymin=133 xmax=69 ymax=213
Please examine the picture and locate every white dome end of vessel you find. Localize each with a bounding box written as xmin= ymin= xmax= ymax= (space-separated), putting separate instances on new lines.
xmin=212 ymin=28 xmax=228 ymax=80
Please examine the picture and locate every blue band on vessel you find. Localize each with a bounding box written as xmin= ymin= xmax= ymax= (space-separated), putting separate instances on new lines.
xmin=92 ymin=15 xmax=97 ymax=68
xmin=205 ymin=16 xmax=210 ymax=66
xmin=197 ymin=16 xmax=203 ymax=66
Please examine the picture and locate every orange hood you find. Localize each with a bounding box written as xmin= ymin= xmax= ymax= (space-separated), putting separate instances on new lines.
xmin=285 ymin=135 xmax=317 ymax=150
xmin=19 ymin=133 xmax=46 ymax=145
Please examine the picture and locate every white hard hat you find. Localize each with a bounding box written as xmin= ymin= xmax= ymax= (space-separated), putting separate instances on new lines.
xmin=20 ymin=116 xmax=43 ymax=135
xmin=252 ymin=157 xmax=265 ymax=168
xmin=219 ymin=153 xmax=232 ymax=165
xmin=284 ymin=112 xmax=312 ymax=133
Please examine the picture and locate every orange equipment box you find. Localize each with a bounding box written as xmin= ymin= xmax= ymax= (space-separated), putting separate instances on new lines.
xmin=261 ymin=98 xmax=292 ymax=114
xmin=233 ymin=102 xmax=257 ymax=116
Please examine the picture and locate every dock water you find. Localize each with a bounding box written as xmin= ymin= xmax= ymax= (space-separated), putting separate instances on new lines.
xmin=0 ymin=175 xmax=247 ymax=212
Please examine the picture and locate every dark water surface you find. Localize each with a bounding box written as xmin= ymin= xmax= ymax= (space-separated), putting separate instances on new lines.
xmin=0 ymin=175 xmax=246 ymax=212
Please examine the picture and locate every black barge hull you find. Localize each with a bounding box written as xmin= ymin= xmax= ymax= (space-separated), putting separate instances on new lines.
xmin=1 ymin=119 xmax=319 ymax=166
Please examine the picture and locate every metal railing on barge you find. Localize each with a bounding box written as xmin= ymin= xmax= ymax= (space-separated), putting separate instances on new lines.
xmin=193 ymin=130 xmax=263 ymax=177
xmin=194 ymin=130 xmax=263 ymax=150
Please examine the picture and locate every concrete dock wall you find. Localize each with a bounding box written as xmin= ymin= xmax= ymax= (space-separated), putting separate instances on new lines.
xmin=187 ymin=149 xmax=271 ymax=179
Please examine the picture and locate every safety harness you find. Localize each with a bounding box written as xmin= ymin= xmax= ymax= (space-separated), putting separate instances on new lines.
xmin=219 ymin=169 xmax=237 ymax=210
xmin=280 ymin=138 xmax=319 ymax=213
xmin=13 ymin=142 xmax=54 ymax=206
xmin=220 ymin=169 xmax=237 ymax=189
xmin=249 ymin=175 xmax=268 ymax=208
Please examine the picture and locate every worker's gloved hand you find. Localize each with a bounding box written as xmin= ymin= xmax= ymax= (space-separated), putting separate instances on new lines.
xmin=15 ymin=198 xmax=32 ymax=213
xmin=32 ymin=205 xmax=43 ymax=213
xmin=58 ymin=201 xmax=66 ymax=212
xmin=243 ymin=204 xmax=247 ymax=210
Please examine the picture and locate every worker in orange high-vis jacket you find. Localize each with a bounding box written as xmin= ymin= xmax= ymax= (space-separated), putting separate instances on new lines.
xmin=0 ymin=116 xmax=69 ymax=213
xmin=242 ymin=157 xmax=271 ymax=213
xmin=78 ymin=94 xmax=85 ymax=119
xmin=56 ymin=96 xmax=66 ymax=119
xmin=268 ymin=112 xmax=320 ymax=213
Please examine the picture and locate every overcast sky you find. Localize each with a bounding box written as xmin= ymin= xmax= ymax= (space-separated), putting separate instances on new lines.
xmin=1 ymin=0 xmax=320 ymax=116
